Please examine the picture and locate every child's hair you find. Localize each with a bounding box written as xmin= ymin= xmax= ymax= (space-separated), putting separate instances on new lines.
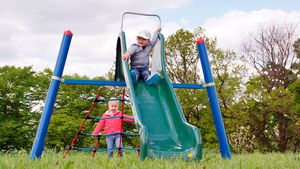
xmin=107 ymin=97 xmax=119 ymax=106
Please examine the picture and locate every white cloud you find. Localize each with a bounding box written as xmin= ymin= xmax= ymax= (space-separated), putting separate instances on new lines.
xmin=3 ymin=1 xmax=299 ymax=78
xmin=0 ymin=0 xmax=189 ymax=77
xmin=202 ymin=9 xmax=300 ymax=51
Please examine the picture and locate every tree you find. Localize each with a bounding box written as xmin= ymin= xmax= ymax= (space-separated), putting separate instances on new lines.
xmin=165 ymin=28 xmax=245 ymax=150
xmin=165 ymin=29 xmax=199 ymax=84
xmin=242 ymin=22 xmax=300 ymax=152
xmin=287 ymin=79 xmax=300 ymax=152
xmin=292 ymin=38 xmax=300 ymax=74
xmin=242 ymin=23 xmax=298 ymax=90
xmin=0 ymin=66 xmax=49 ymax=151
xmin=165 ymin=28 xmax=215 ymax=148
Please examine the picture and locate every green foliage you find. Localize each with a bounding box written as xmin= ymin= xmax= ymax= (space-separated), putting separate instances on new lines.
xmin=165 ymin=28 xmax=219 ymax=148
xmin=240 ymin=76 xmax=300 ymax=152
xmin=165 ymin=29 xmax=200 ymax=84
xmin=165 ymin=27 xmax=246 ymax=151
xmin=293 ymin=38 xmax=300 ymax=60
xmin=47 ymin=114 xmax=81 ymax=150
xmin=0 ymin=66 xmax=49 ymax=151
xmin=287 ymin=79 xmax=300 ymax=152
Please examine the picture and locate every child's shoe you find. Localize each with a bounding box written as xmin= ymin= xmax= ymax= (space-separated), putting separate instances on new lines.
xmin=145 ymin=73 xmax=161 ymax=86
xmin=131 ymin=72 xmax=137 ymax=85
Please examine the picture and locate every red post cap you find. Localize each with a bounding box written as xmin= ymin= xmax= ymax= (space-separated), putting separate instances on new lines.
xmin=64 ymin=30 xmax=73 ymax=36
xmin=195 ymin=38 xmax=204 ymax=44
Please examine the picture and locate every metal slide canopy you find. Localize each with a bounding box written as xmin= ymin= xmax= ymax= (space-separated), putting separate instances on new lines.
xmin=118 ymin=30 xmax=202 ymax=160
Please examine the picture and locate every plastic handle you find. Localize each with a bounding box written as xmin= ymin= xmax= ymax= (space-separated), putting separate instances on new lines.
xmin=121 ymin=12 xmax=161 ymax=30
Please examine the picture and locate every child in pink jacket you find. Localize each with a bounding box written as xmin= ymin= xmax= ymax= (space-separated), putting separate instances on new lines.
xmin=92 ymin=98 xmax=134 ymax=158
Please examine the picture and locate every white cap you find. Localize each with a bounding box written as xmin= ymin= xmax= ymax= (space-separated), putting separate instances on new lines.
xmin=137 ymin=30 xmax=151 ymax=40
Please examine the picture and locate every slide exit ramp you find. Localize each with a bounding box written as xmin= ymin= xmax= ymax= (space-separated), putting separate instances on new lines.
xmin=117 ymin=30 xmax=202 ymax=160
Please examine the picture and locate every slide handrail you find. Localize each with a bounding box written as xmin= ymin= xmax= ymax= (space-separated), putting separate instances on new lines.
xmin=121 ymin=12 xmax=161 ymax=30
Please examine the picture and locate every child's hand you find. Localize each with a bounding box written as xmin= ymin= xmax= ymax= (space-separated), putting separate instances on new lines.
xmin=123 ymin=52 xmax=130 ymax=61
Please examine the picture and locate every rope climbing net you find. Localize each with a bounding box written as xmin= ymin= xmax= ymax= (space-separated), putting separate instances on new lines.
xmin=63 ymin=87 xmax=139 ymax=158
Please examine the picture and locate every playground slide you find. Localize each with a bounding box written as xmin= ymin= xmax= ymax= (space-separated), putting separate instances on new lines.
xmin=118 ymin=31 xmax=202 ymax=160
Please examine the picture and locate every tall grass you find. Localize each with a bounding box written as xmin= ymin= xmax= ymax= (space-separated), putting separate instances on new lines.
xmin=0 ymin=149 xmax=299 ymax=169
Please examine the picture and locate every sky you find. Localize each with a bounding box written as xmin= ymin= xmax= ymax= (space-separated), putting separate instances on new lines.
xmin=1 ymin=0 xmax=300 ymax=78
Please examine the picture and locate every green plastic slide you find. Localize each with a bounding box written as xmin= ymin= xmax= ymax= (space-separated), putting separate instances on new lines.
xmin=118 ymin=31 xmax=202 ymax=160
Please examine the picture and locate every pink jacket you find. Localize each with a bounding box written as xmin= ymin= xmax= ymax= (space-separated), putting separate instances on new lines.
xmin=92 ymin=110 xmax=135 ymax=135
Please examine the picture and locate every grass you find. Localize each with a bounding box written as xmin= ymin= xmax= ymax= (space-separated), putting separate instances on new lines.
xmin=0 ymin=149 xmax=299 ymax=169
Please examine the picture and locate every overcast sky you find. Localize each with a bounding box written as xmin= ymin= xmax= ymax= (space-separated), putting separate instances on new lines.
xmin=1 ymin=0 xmax=300 ymax=77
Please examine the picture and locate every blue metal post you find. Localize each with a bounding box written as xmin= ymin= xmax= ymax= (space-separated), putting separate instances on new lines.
xmin=196 ymin=38 xmax=232 ymax=159
xmin=30 ymin=30 xmax=73 ymax=160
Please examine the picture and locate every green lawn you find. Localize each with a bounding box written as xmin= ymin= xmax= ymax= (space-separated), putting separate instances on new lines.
xmin=0 ymin=150 xmax=299 ymax=169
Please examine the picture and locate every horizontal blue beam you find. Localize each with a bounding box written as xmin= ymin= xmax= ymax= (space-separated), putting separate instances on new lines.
xmin=172 ymin=83 xmax=204 ymax=89
xmin=62 ymin=79 xmax=205 ymax=89
xmin=63 ymin=79 xmax=126 ymax=86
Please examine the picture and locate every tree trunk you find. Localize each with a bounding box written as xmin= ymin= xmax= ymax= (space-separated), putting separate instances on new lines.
xmin=278 ymin=112 xmax=288 ymax=152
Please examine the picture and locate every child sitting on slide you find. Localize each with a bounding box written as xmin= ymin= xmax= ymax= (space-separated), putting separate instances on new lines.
xmin=123 ymin=27 xmax=162 ymax=85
